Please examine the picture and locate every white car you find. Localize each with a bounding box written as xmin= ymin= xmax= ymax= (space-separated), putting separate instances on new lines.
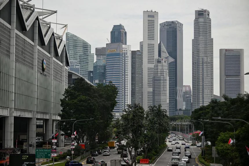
xmin=103 ymin=150 xmax=110 ymax=156
xmin=181 ymin=156 xmax=190 ymax=163
xmin=197 ymin=143 xmax=202 ymax=147
xmin=171 ymin=141 xmax=176 ymax=145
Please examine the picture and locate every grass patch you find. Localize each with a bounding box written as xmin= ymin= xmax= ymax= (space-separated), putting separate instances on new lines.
xmin=198 ymin=154 xmax=210 ymax=166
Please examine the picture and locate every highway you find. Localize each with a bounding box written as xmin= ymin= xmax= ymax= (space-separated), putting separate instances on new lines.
xmin=154 ymin=138 xmax=201 ymax=166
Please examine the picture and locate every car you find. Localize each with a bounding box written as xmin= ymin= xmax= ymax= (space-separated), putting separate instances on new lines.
xmin=184 ymin=144 xmax=190 ymax=151
xmin=169 ymin=139 xmax=172 ymax=142
xmin=167 ymin=147 xmax=173 ymax=151
xmin=65 ymin=160 xmax=83 ymax=166
xmin=117 ymin=147 xmax=123 ymax=154
xmin=93 ymin=160 xmax=107 ymax=166
xmin=171 ymin=141 xmax=175 ymax=145
xmin=176 ymin=145 xmax=181 ymax=149
xmin=175 ymin=149 xmax=181 ymax=154
xmin=181 ymin=156 xmax=190 ymax=163
xmin=103 ymin=146 xmax=110 ymax=152
xmin=197 ymin=143 xmax=202 ymax=147
xmin=178 ymin=161 xmax=187 ymax=166
xmin=121 ymin=151 xmax=128 ymax=158
xmin=91 ymin=151 xmax=98 ymax=156
xmin=171 ymin=156 xmax=180 ymax=166
xmin=181 ymin=142 xmax=185 ymax=145
xmin=97 ymin=149 xmax=102 ymax=154
xmin=185 ymin=151 xmax=191 ymax=158
xmin=175 ymin=141 xmax=179 ymax=144
xmin=86 ymin=157 xmax=95 ymax=164
xmin=172 ymin=151 xmax=180 ymax=156
xmin=103 ymin=150 xmax=110 ymax=156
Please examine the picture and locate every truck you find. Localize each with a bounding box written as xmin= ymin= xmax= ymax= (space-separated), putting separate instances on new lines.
xmin=108 ymin=141 xmax=116 ymax=149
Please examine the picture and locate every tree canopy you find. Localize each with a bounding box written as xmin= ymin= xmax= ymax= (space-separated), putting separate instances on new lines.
xmin=59 ymin=78 xmax=118 ymax=148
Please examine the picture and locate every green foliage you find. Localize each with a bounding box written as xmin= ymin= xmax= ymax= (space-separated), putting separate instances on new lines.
xmin=191 ymin=93 xmax=249 ymax=165
xmin=198 ymin=154 xmax=210 ymax=166
xmin=136 ymin=156 xmax=143 ymax=163
xmin=59 ymin=79 xmax=118 ymax=148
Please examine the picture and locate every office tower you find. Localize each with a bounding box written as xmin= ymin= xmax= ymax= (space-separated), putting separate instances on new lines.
xmin=131 ymin=50 xmax=143 ymax=105
xmin=142 ymin=10 xmax=158 ymax=109
xmin=93 ymin=47 xmax=106 ymax=85
xmin=183 ymin=85 xmax=192 ymax=115
xmin=153 ymin=57 xmax=169 ymax=115
xmin=160 ymin=21 xmax=183 ymax=116
xmin=111 ymin=24 xmax=127 ymax=45
xmin=220 ymin=49 xmax=244 ymax=98
xmin=66 ymin=32 xmax=94 ymax=81
xmin=192 ymin=9 xmax=213 ymax=110
xmin=106 ymin=43 xmax=131 ymax=118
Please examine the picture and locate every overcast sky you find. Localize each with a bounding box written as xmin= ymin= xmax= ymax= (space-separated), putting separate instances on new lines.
xmin=32 ymin=0 xmax=249 ymax=95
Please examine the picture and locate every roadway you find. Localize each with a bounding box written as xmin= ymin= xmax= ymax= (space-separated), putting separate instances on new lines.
xmin=154 ymin=138 xmax=201 ymax=166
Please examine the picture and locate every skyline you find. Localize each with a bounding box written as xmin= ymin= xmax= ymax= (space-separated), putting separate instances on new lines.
xmin=32 ymin=0 xmax=249 ymax=95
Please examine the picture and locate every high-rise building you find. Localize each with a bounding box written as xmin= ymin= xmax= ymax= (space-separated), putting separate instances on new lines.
xmin=220 ymin=49 xmax=244 ymax=98
xmin=153 ymin=57 xmax=169 ymax=114
xmin=93 ymin=47 xmax=106 ymax=85
xmin=183 ymin=85 xmax=192 ymax=115
xmin=131 ymin=50 xmax=143 ymax=105
xmin=111 ymin=24 xmax=127 ymax=45
xmin=160 ymin=21 xmax=183 ymax=116
xmin=106 ymin=43 xmax=131 ymax=118
xmin=192 ymin=9 xmax=213 ymax=110
xmin=66 ymin=32 xmax=94 ymax=81
xmin=142 ymin=10 xmax=158 ymax=109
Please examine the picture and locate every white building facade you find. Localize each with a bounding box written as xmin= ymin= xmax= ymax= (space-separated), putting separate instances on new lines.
xmin=220 ymin=49 xmax=244 ymax=98
xmin=192 ymin=9 xmax=213 ymax=110
xmin=142 ymin=10 xmax=159 ymax=110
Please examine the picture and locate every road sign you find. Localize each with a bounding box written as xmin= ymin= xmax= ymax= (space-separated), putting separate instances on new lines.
xmin=52 ymin=139 xmax=57 ymax=143
xmin=51 ymin=153 xmax=57 ymax=157
xmin=42 ymin=145 xmax=51 ymax=149
xmin=36 ymin=149 xmax=51 ymax=159
xmin=71 ymin=135 xmax=75 ymax=138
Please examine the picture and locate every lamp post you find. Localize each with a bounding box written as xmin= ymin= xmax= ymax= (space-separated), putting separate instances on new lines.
xmin=202 ymin=120 xmax=235 ymax=145
xmin=212 ymin=117 xmax=249 ymax=125
xmin=71 ymin=118 xmax=94 ymax=160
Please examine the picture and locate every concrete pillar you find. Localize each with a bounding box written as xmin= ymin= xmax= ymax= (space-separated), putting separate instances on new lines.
xmin=27 ymin=20 xmax=38 ymax=154
xmin=45 ymin=116 xmax=52 ymax=141
xmin=5 ymin=0 xmax=17 ymax=148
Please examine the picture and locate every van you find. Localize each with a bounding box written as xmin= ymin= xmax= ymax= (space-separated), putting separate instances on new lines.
xmin=171 ymin=156 xmax=180 ymax=166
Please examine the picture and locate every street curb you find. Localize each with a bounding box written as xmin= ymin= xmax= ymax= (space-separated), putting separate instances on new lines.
xmin=153 ymin=147 xmax=167 ymax=165
xmin=195 ymin=156 xmax=203 ymax=166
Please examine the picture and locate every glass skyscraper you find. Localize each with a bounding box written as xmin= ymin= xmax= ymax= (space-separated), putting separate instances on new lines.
xmin=192 ymin=9 xmax=213 ymax=110
xmin=160 ymin=21 xmax=183 ymax=116
xmin=111 ymin=24 xmax=127 ymax=45
xmin=93 ymin=47 xmax=106 ymax=85
xmin=106 ymin=43 xmax=131 ymax=118
xmin=66 ymin=32 xmax=94 ymax=81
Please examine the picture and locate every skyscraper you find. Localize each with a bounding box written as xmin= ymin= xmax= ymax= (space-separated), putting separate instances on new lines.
xmin=220 ymin=49 xmax=244 ymax=98
xmin=142 ymin=10 xmax=158 ymax=109
xmin=183 ymin=85 xmax=192 ymax=115
xmin=93 ymin=47 xmax=106 ymax=85
xmin=106 ymin=43 xmax=131 ymax=118
xmin=66 ymin=32 xmax=94 ymax=81
xmin=160 ymin=21 xmax=183 ymax=116
xmin=192 ymin=9 xmax=213 ymax=110
xmin=111 ymin=24 xmax=127 ymax=45
xmin=131 ymin=50 xmax=143 ymax=105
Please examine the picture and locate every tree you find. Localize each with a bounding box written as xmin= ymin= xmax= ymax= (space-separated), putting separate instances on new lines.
xmin=59 ymin=79 xmax=118 ymax=148
xmin=120 ymin=104 xmax=145 ymax=166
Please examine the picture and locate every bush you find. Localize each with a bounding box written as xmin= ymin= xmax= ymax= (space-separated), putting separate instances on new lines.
xmin=136 ymin=156 xmax=143 ymax=163
xmin=198 ymin=154 xmax=210 ymax=166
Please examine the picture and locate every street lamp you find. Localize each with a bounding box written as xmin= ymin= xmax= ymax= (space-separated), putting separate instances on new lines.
xmin=202 ymin=120 xmax=235 ymax=145
xmin=71 ymin=118 xmax=94 ymax=160
xmin=212 ymin=117 xmax=249 ymax=125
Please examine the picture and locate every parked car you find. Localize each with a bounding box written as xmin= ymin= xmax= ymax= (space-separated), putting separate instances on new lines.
xmin=171 ymin=156 xmax=180 ymax=166
xmin=65 ymin=160 xmax=83 ymax=166
xmin=86 ymin=157 xmax=95 ymax=164
xmin=185 ymin=151 xmax=191 ymax=158
xmin=181 ymin=156 xmax=190 ymax=163
xmin=103 ymin=150 xmax=110 ymax=156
